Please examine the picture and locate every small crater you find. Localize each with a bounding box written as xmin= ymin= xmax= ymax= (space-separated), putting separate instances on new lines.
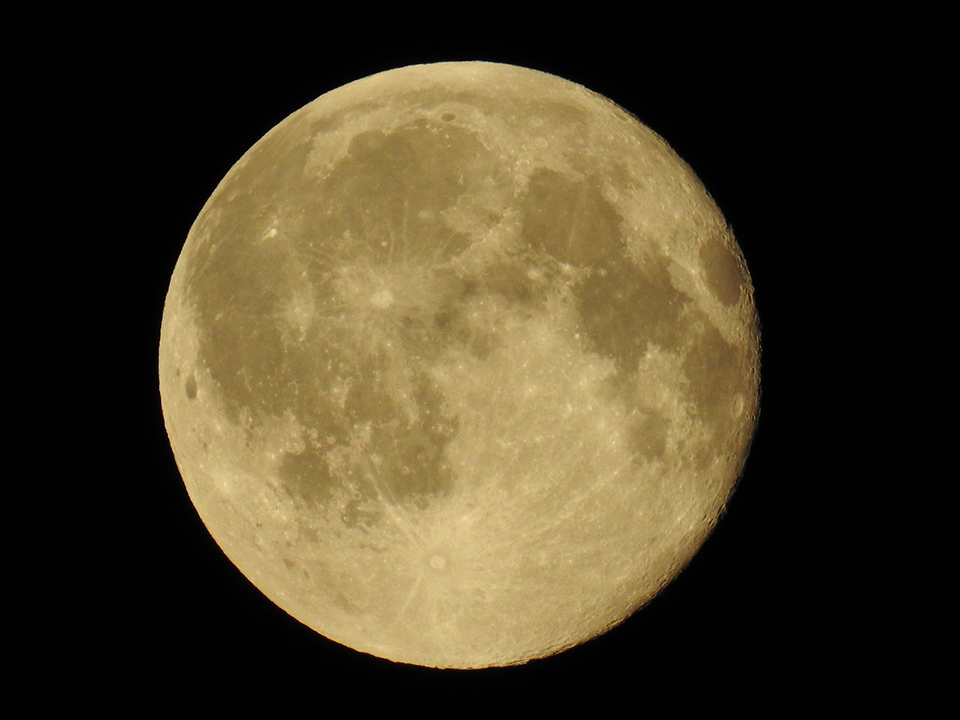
xmin=440 ymin=112 xmax=456 ymax=122
xmin=334 ymin=592 xmax=361 ymax=615
xmin=732 ymin=394 xmax=745 ymax=418
xmin=185 ymin=372 xmax=197 ymax=400
xmin=369 ymin=288 xmax=395 ymax=309
xmin=613 ymin=106 xmax=634 ymax=124
xmin=429 ymin=554 xmax=447 ymax=571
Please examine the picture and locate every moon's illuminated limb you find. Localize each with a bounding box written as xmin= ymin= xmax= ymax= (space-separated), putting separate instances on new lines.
xmin=159 ymin=62 xmax=759 ymax=668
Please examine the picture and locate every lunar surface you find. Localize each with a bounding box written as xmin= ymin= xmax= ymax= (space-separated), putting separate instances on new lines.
xmin=159 ymin=62 xmax=759 ymax=668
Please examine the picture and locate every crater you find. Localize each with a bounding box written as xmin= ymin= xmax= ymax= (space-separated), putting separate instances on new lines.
xmin=369 ymin=288 xmax=395 ymax=309
xmin=184 ymin=372 xmax=197 ymax=400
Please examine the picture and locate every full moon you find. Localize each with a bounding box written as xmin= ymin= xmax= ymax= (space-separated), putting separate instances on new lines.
xmin=159 ymin=61 xmax=759 ymax=668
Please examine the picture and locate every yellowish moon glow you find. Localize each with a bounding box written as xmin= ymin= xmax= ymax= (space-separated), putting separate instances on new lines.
xmin=159 ymin=61 xmax=759 ymax=668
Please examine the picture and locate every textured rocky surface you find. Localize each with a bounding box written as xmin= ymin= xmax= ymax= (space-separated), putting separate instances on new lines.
xmin=159 ymin=62 xmax=759 ymax=668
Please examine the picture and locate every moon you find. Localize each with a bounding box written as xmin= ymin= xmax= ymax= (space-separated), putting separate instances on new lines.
xmin=159 ymin=61 xmax=759 ymax=668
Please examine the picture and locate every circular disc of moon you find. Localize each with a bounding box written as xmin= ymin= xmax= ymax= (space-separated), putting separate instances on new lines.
xmin=159 ymin=61 xmax=759 ymax=668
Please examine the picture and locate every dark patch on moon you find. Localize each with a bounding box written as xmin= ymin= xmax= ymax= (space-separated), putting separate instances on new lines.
xmin=521 ymin=167 xmax=623 ymax=267
xmin=524 ymin=99 xmax=588 ymax=128
xmin=184 ymin=372 xmax=197 ymax=400
xmin=699 ymin=234 xmax=746 ymax=306
xmin=681 ymin=322 xmax=745 ymax=425
xmin=627 ymin=408 xmax=669 ymax=460
xmin=277 ymin=446 xmax=338 ymax=506
xmin=312 ymin=119 xmax=497 ymax=260
xmin=577 ymin=255 xmax=692 ymax=375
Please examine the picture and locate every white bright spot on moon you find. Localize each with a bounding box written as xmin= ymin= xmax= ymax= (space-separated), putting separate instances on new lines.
xmin=159 ymin=61 xmax=760 ymax=669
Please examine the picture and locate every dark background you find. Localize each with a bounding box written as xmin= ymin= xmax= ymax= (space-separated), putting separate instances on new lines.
xmin=48 ymin=10 xmax=894 ymax=711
